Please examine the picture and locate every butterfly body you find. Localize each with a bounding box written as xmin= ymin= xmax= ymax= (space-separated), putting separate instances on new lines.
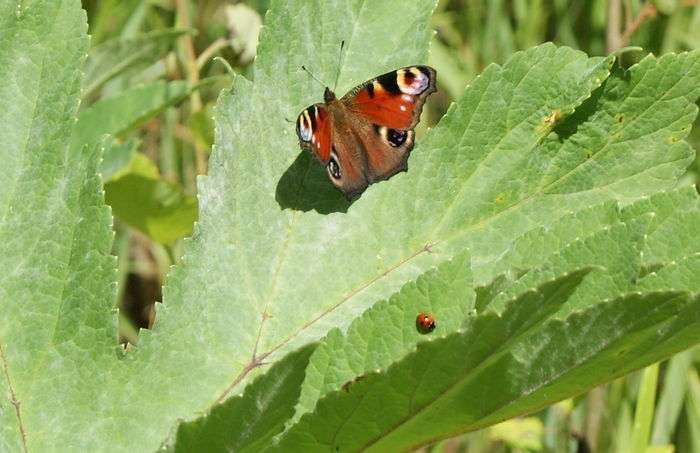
xmin=296 ymin=66 xmax=436 ymax=199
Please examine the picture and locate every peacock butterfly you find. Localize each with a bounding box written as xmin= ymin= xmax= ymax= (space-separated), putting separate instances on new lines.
xmin=295 ymin=65 xmax=437 ymax=200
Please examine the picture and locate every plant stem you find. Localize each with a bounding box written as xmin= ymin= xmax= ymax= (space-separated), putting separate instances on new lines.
xmin=606 ymin=0 xmax=623 ymax=53
xmin=197 ymin=37 xmax=229 ymax=69
xmin=175 ymin=0 xmax=208 ymax=176
xmin=607 ymin=1 xmax=657 ymax=54
xmin=620 ymin=2 xmax=657 ymax=48
xmin=584 ymin=385 xmax=605 ymax=452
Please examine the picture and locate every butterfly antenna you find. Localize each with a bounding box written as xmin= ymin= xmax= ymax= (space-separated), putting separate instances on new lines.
xmin=332 ymin=40 xmax=346 ymax=92
xmin=300 ymin=65 xmax=328 ymax=89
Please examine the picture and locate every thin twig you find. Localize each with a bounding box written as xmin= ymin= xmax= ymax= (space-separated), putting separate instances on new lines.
xmin=0 ymin=343 xmax=27 ymax=453
xmin=196 ymin=37 xmax=229 ymax=70
xmin=620 ymin=2 xmax=657 ymax=48
xmin=623 ymin=0 xmax=633 ymax=29
xmin=175 ymin=0 xmax=208 ymax=175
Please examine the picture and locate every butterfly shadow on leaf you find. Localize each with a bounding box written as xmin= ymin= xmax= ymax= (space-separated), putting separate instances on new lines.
xmin=275 ymin=151 xmax=352 ymax=214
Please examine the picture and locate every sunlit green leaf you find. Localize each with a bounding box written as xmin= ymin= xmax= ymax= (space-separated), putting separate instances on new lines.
xmin=2 ymin=1 xmax=700 ymax=451
xmin=105 ymin=153 xmax=197 ymax=244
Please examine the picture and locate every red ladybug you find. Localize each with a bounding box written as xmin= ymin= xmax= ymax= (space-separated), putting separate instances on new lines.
xmin=416 ymin=312 xmax=436 ymax=334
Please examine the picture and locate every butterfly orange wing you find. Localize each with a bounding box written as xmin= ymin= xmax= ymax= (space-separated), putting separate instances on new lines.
xmin=296 ymin=103 xmax=332 ymax=163
xmin=296 ymin=102 xmax=369 ymax=198
xmin=342 ymin=66 xmax=436 ymax=182
xmin=343 ymin=66 xmax=436 ymax=130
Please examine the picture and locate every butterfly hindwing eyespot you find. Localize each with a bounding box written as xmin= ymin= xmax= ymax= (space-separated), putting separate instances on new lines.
xmin=328 ymin=148 xmax=342 ymax=180
xmin=374 ymin=125 xmax=411 ymax=148
xmin=386 ymin=128 xmax=408 ymax=147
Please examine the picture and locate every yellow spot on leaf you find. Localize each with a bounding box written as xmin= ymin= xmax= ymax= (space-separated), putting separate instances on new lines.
xmin=543 ymin=109 xmax=562 ymax=127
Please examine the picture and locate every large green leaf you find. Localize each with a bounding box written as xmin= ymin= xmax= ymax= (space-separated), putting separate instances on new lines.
xmin=0 ymin=0 xmax=116 ymax=450
xmin=164 ymin=23 xmax=619 ymax=422
xmin=161 ymin=1 xmax=700 ymax=449
xmin=2 ymin=0 xmax=700 ymax=451
xmin=168 ymin=25 xmax=698 ymax=423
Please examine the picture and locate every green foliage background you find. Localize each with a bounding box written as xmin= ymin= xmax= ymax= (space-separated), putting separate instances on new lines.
xmin=0 ymin=0 xmax=699 ymax=452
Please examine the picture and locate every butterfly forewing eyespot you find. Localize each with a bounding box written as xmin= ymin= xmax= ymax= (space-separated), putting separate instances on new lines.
xmin=397 ymin=67 xmax=430 ymax=95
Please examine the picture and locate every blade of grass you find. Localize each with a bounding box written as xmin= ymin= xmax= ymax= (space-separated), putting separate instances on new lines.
xmin=614 ymin=398 xmax=634 ymax=453
xmin=630 ymin=363 xmax=660 ymax=453
xmin=651 ymin=350 xmax=694 ymax=444
xmin=685 ymin=370 xmax=700 ymax=451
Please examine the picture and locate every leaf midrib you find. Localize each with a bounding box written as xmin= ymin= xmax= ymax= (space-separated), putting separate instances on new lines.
xmin=0 ymin=343 xmax=27 ymax=452
xmin=217 ymin=0 xmax=400 ymax=402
